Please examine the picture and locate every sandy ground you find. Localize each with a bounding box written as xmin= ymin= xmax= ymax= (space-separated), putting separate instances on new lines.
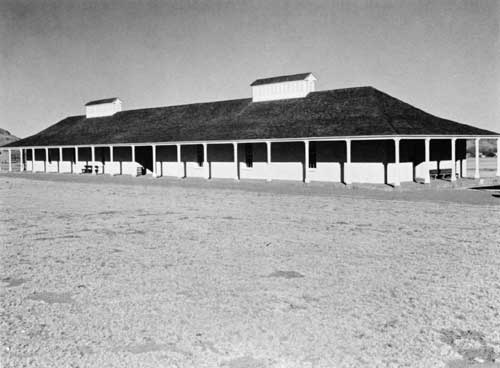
xmin=1 ymin=174 xmax=500 ymax=368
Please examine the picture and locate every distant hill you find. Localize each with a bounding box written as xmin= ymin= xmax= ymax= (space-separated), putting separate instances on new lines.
xmin=0 ymin=128 xmax=19 ymax=146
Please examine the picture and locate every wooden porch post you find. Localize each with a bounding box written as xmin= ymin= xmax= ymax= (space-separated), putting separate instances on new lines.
xmin=74 ymin=147 xmax=79 ymax=174
xmin=474 ymin=138 xmax=480 ymax=179
xmin=497 ymin=138 xmax=500 ymax=177
xmin=19 ymin=149 xmax=24 ymax=172
xmin=152 ymin=144 xmax=157 ymax=178
xmin=91 ymin=146 xmax=96 ymax=175
xmin=109 ymin=146 xmax=114 ymax=176
xmin=345 ymin=139 xmax=352 ymax=185
xmin=8 ymin=149 xmax=12 ymax=172
xmin=176 ymin=144 xmax=183 ymax=178
xmin=130 ymin=145 xmax=136 ymax=176
xmin=394 ymin=138 xmax=400 ymax=187
xmin=203 ymin=143 xmax=209 ymax=179
xmin=31 ymin=148 xmax=35 ymax=173
xmin=44 ymin=147 xmax=49 ymax=173
xmin=58 ymin=147 xmax=63 ymax=173
xmin=266 ymin=141 xmax=272 ymax=182
xmin=233 ymin=142 xmax=239 ymax=180
xmin=451 ymin=138 xmax=456 ymax=182
xmin=304 ymin=140 xmax=310 ymax=183
xmin=424 ymin=138 xmax=430 ymax=184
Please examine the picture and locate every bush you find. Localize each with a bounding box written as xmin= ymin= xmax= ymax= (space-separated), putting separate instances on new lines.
xmin=466 ymin=139 xmax=497 ymax=157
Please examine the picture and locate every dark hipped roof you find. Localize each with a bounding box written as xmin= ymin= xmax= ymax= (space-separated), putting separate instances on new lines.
xmin=250 ymin=73 xmax=313 ymax=86
xmin=5 ymin=87 xmax=497 ymax=147
xmin=85 ymin=98 xmax=120 ymax=106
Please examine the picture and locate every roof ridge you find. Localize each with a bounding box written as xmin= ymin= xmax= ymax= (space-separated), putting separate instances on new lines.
xmin=119 ymin=97 xmax=252 ymax=114
xmin=250 ymin=72 xmax=313 ymax=86
xmin=85 ymin=97 xmax=120 ymax=106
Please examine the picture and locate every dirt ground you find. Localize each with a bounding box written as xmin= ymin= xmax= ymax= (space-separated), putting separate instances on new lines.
xmin=467 ymin=157 xmax=498 ymax=178
xmin=1 ymin=174 xmax=500 ymax=368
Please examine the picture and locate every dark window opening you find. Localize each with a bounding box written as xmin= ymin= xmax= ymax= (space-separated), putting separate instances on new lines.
xmin=309 ymin=142 xmax=317 ymax=169
xmin=245 ymin=144 xmax=253 ymax=168
xmin=196 ymin=145 xmax=203 ymax=167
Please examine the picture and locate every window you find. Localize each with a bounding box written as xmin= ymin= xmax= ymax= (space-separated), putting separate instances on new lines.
xmin=245 ymin=143 xmax=253 ymax=168
xmin=309 ymin=142 xmax=317 ymax=169
xmin=196 ymin=145 xmax=203 ymax=167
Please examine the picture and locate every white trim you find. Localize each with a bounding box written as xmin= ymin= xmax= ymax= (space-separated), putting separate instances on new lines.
xmin=91 ymin=145 xmax=96 ymax=175
xmin=7 ymin=134 xmax=499 ymax=150
xmin=202 ymin=143 xmax=209 ymax=179
xmin=345 ymin=139 xmax=352 ymax=185
xmin=497 ymin=138 xmax=500 ymax=177
xmin=19 ymin=148 xmax=24 ymax=172
xmin=304 ymin=140 xmax=310 ymax=183
xmin=266 ymin=141 xmax=272 ymax=182
xmin=451 ymin=138 xmax=456 ymax=182
xmin=152 ymin=144 xmax=157 ymax=178
xmin=424 ymin=138 xmax=430 ymax=184
xmin=394 ymin=138 xmax=400 ymax=186
xmin=474 ymin=138 xmax=480 ymax=179
xmin=58 ymin=147 xmax=63 ymax=173
xmin=233 ymin=142 xmax=239 ymax=180
xmin=31 ymin=148 xmax=35 ymax=173
xmin=8 ymin=149 xmax=12 ymax=172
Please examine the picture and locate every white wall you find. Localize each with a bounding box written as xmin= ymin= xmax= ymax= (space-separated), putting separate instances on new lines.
xmin=350 ymin=163 xmax=384 ymax=184
xmin=252 ymin=78 xmax=316 ymax=102
xmin=158 ymin=162 xmax=182 ymax=177
xmin=268 ymin=163 xmax=303 ymax=181
xmin=388 ymin=162 xmax=414 ymax=183
xmin=85 ymin=101 xmax=122 ymax=118
xmin=239 ymin=162 xmax=268 ymax=180
xmin=186 ymin=160 xmax=414 ymax=184
xmin=209 ymin=162 xmax=235 ymax=179
xmin=59 ymin=161 xmax=73 ymax=173
xmin=185 ymin=162 xmax=206 ymax=178
xmin=415 ymin=160 xmax=454 ymax=180
xmin=101 ymin=161 xmax=141 ymax=176
xmin=239 ymin=162 xmax=303 ymax=181
xmin=46 ymin=161 xmax=58 ymax=173
xmin=308 ymin=163 xmax=342 ymax=182
xmin=22 ymin=139 xmax=472 ymax=185
xmin=24 ymin=158 xmax=470 ymax=184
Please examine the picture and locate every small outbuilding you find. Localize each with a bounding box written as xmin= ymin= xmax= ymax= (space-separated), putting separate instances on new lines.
xmin=2 ymin=73 xmax=499 ymax=185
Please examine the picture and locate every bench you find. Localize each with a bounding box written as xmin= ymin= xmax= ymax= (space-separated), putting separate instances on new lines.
xmin=81 ymin=165 xmax=99 ymax=174
xmin=429 ymin=168 xmax=454 ymax=180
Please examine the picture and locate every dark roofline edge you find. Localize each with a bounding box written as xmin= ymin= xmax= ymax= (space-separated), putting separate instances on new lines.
xmin=3 ymin=134 xmax=500 ymax=149
xmin=250 ymin=72 xmax=313 ymax=86
xmin=85 ymin=97 xmax=120 ymax=106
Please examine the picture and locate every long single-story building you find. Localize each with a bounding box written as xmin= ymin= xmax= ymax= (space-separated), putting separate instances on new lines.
xmin=2 ymin=73 xmax=499 ymax=185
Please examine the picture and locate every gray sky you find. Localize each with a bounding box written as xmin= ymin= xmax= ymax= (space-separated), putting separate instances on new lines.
xmin=1 ymin=0 xmax=499 ymax=138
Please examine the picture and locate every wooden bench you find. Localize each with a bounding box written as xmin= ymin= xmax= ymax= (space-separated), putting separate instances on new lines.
xmin=429 ymin=168 xmax=453 ymax=180
xmin=82 ymin=165 xmax=99 ymax=174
